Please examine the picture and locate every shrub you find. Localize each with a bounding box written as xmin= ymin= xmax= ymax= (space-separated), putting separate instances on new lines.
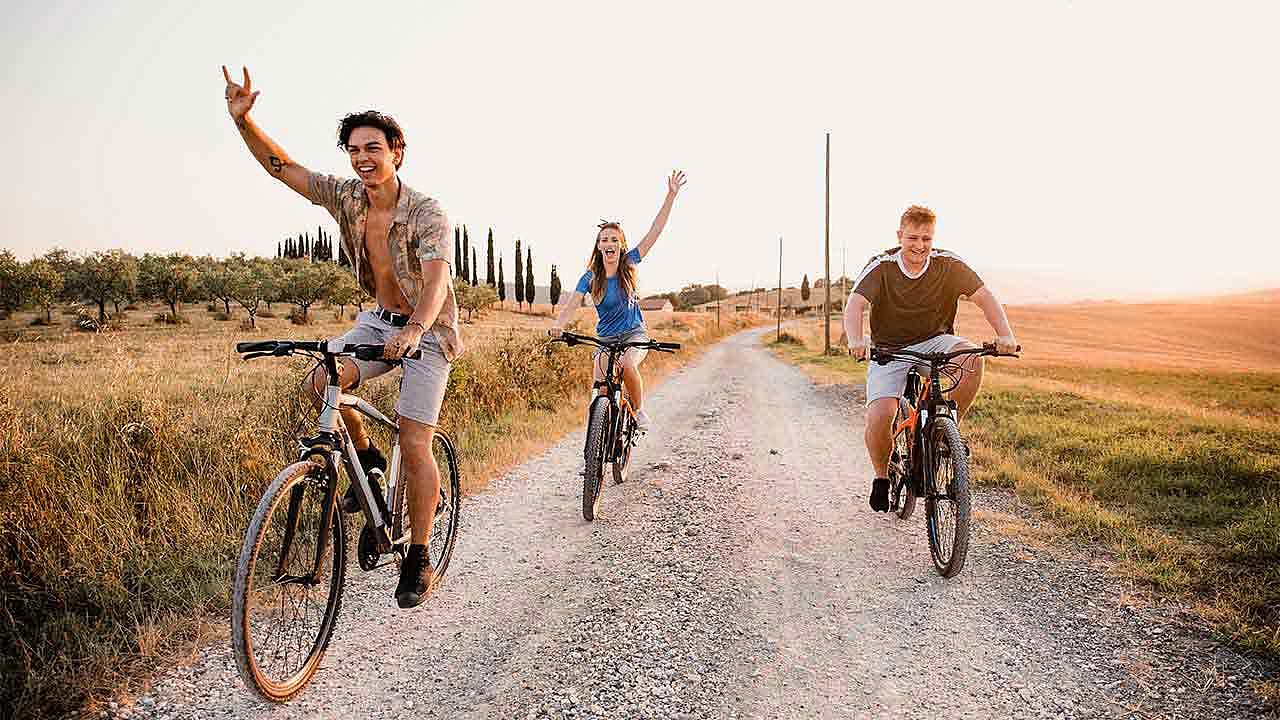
xmin=152 ymin=312 xmax=188 ymax=325
xmin=288 ymin=308 xmax=310 ymax=325
xmin=258 ymin=310 xmax=277 ymax=319
xmin=28 ymin=316 xmax=52 ymax=327
xmin=213 ymin=312 xmax=232 ymax=322
xmin=124 ymin=304 xmax=140 ymax=311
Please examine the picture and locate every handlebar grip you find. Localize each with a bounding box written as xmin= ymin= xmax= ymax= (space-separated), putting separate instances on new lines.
xmin=236 ymin=340 xmax=277 ymax=353
xmin=350 ymin=344 xmax=423 ymax=362
xmin=655 ymin=342 xmax=681 ymax=350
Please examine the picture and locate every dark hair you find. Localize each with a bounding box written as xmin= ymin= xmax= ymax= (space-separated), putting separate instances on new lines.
xmin=336 ymin=111 xmax=407 ymax=168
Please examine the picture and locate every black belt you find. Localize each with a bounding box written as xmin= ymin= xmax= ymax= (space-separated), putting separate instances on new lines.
xmin=375 ymin=307 xmax=411 ymax=327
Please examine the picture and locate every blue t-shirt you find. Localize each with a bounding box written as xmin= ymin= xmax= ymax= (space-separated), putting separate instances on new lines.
xmin=575 ymin=248 xmax=644 ymax=337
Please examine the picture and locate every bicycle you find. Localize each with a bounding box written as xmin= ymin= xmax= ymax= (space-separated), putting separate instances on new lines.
xmin=229 ymin=339 xmax=462 ymax=702
xmin=551 ymin=331 xmax=680 ymax=520
xmin=867 ymin=342 xmax=1019 ymax=578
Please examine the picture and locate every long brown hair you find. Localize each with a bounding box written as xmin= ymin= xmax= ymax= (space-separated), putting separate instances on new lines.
xmin=588 ymin=221 xmax=638 ymax=304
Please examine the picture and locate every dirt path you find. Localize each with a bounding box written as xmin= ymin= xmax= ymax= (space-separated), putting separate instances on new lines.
xmin=127 ymin=329 xmax=1274 ymax=720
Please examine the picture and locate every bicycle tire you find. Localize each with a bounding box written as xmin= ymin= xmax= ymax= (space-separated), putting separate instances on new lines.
xmin=924 ymin=417 xmax=972 ymax=578
xmin=893 ymin=398 xmax=917 ymax=520
xmin=612 ymin=412 xmax=634 ymax=485
xmin=583 ymin=396 xmax=610 ymax=521
xmin=232 ymin=460 xmax=347 ymax=702
xmin=428 ymin=432 xmax=462 ymax=580
xmin=390 ymin=433 xmax=462 ymax=581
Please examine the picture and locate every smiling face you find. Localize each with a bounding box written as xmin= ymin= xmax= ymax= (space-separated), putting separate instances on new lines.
xmin=346 ymin=126 xmax=402 ymax=187
xmin=596 ymin=226 xmax=624 ymax=268
xmin=897 ymin=220 xmax=935 ymax=273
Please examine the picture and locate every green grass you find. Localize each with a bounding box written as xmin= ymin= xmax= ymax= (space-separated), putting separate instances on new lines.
xmin=768 ymin=340 xmax=1280 ymax=660
xmin=992 ymin=364 xmax=1280 ymax=419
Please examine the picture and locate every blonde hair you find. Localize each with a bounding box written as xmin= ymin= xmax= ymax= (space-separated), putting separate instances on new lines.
xmin=588 ymin=222 xmax=638 ymax=304
xmin=899 ymin=205 xmax=936 ymax=229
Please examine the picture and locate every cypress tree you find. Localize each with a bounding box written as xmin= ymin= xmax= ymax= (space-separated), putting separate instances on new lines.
xmin=471 ymin=248 xmax=478 ymax=287
xmin=514 ymin=238 xmax=524 ymax=309
xmin=277 ymin=241 xmax=282 ymax=258
xmin=550 ymin=264 xmax=561 ymax=308
xmin=525 ymin=247 xmax=534 ymax=308
xmin=497 ymin=257 xmax=506 ymax=304
xmin=454 ymin=227 xmax=462 ymax=275
xmin=486 ymin=228 xmax=495 ymax=286
xmin=462 ymin=226 xmax=470 ymax=283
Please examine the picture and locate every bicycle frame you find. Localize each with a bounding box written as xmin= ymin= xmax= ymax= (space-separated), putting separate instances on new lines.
xmin=272 ymin=350 xmax=412 ymax=583
xmin=891 ymin=365 xmax=958 ymax=497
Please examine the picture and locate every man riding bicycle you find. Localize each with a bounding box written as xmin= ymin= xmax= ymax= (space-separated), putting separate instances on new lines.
xmin=222 ymin=66 xmax=462 ymax=608
xmin=843 ymin=205 xmax=1018 ymax=513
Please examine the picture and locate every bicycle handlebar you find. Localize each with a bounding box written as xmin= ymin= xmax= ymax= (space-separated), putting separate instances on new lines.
xmin=235 ymin=340 xmax=422 ymax=362
xmin=867 ymin=342 xmax=1020 ymax=366
xmin=551 ymin=331 xmax=681 ymax=353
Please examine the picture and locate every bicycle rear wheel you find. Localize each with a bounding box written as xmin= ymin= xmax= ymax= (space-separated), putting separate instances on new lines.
xmin=232 ymin=460 xmax=347 ymax=702
xmin=583 ymin=396 xmax=610 ymax=521
xmin=924 ymin=417 xmax=972 ymax=578
xmin=892 ymin=398 xmax=917 ymax=520
xmin=612 ymin=411 xmax=635 ymax=485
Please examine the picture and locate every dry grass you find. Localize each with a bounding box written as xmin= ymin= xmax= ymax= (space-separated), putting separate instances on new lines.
xmin=0 ymin=300 xmax=760 ymax=719
xmin=770 ymin=293 xmax=1280 ymax=667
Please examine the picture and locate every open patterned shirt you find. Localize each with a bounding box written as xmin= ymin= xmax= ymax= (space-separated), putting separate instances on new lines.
xmin=307 ymin=173 xmax=463 ymax=361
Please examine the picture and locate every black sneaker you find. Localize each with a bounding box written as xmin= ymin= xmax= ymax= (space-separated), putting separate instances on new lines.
xmin=869 ymin=477 xmax=891 ymax=512
xmin=341 ymin=445 xmax=388 ymax=513
xmin=395 ymin=543 xmax=436 ymax=609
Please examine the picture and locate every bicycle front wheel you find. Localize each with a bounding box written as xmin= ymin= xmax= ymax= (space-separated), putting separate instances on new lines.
xmin=582 ymin=397 xmax=610 ymax=521
xmin=232 ymin=460 xmax=347 ymax=702
xmin=924 ymin=417 xmax=972 ymax=578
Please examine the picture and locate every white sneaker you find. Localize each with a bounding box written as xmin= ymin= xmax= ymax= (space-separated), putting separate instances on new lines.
xmin=634 ymin=408 xmax=652 ymax=432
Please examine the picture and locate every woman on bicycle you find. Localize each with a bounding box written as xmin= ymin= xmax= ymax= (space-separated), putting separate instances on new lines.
xmin=549 ymin=170 xmax=687 ymax=432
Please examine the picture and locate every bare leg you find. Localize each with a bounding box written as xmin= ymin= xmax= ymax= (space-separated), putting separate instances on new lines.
xmin=945 ymin=345 xmax=985 ymax=420
xmin=306 ymin=359 xmax=370 ymax=448
xmin=864 ymin=397 xmax=899 ymax=477
xmin=620 ymin=362 xmax=644 ymax=411
xmin=398 ymin=417 xmax=440 ymax=547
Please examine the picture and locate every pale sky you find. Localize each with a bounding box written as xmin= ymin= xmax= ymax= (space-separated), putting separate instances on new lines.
xmin=3 ymin=1 xmax=1277 ymax=302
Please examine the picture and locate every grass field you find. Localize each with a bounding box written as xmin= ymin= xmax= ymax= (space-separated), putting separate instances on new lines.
xmin=769 ymin=293 xmax=1280 ymax=664
xmin=0 ymin=300 xmax=761 ymax=718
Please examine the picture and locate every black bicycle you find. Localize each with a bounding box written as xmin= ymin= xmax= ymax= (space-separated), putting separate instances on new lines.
xmin=229 ymin=339 xmax=461 ymax=701
xmin=552 ymin=331 xmax=680 ymax=520
xmin=868 ymin=342 xmax=1019 ymax=577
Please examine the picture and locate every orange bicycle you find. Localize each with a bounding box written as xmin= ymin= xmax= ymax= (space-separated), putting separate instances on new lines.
xmin=870 ymin=342 xmax=1019 ymax=577
xmin=552 ymin=331 xmax=680 ymax=520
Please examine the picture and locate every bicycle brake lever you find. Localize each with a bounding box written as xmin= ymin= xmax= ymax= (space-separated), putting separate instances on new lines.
xmin=241 ymin=352 xmax=272 ymax=361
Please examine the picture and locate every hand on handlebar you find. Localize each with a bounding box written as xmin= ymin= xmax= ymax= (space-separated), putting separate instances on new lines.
xmin=993 ymin=335 xmax=1019 ymax=355
xmin=848 ymin=336 xmax=871 ymax=362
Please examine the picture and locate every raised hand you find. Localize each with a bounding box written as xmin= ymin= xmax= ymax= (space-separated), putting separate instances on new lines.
xmin=222 ymin=65 xmax=260 ymax=121
xmin=667 ymin=170 xmax=687 ymax=197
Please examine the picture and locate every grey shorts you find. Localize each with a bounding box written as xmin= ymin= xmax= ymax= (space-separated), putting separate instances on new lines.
xmin=865 ymin=334 xmax=972 ymax=406
xmin=337 ymin=310 xmax=451 ymax=426
xmin=593 ymin=326 xmax=649 ymax=379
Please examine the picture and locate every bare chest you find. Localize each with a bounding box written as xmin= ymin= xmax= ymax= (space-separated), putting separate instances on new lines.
xmin=361 ymin=210 xmax=409 ymax=311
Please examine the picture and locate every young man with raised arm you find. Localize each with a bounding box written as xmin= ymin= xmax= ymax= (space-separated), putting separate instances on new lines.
xmin=222 ymin=66 xmax=462 ymax=608
xmin=844 ymin=205 xmax=1018 ymax=513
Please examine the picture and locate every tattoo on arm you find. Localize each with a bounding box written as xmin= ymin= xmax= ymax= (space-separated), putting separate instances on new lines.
xmin=268 ymin=155 xmax=284 ymax=173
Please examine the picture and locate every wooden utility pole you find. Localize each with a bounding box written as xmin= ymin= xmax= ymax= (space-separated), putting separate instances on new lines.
xmin=715 ymin=269 xmax=721 ymax=329
xmin=776 ymin=236 xmax=783 ymax=342
xmin=823 ymin=132 xmax=832 ymax=354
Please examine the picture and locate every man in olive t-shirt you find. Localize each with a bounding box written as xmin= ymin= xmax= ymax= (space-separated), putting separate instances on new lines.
xmin=843 ymin=205 xmax=1018 ymax=512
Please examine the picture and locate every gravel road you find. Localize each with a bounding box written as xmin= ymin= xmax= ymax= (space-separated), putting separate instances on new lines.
xmin=120 ymin=328 xmax=1276 ymax=720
